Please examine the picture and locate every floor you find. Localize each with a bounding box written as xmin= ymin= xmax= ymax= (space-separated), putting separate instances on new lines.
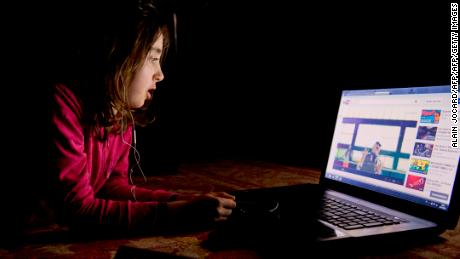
xmin=2 ymin=160 xmax=459 ymax=258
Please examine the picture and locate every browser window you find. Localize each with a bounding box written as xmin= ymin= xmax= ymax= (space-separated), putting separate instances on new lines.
xmin=325 ymin=85 xmax=459 ymax=211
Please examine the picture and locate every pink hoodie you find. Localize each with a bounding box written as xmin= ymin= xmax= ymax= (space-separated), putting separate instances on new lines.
xmin=50 ymin=84 xmax=176 ymax=232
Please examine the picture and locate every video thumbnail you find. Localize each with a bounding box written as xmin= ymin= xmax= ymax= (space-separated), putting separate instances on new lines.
xmin=409 ymin=158 xmax=430 ymax=174
xmin=416 ymin=126 xmax=438 ymax=141
xmin=420 ymin=110 xmax=441 ymax=124
xmin=412 ymin=142 xmax=434 ymax=158
xmin=406 ymin=174 xmax=426 ymax=191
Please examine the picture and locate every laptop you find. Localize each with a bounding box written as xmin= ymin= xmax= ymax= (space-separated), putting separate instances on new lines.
xmin=208 ymin=85 xmax=460 ymax=249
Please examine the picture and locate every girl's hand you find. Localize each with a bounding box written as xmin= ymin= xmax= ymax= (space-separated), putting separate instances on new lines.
xmin=166 ymin=192 xmax=237 ymax=227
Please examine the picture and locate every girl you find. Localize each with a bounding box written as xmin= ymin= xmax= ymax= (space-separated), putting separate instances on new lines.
xmin=48 ymin=0 xmax=236 ymax=233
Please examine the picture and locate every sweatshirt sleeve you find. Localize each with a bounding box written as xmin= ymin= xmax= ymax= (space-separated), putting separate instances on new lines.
xmin=49 ymin=84 xmax=168 ymax=232
xmin=97 ymin=131 xmax=177 ymax=202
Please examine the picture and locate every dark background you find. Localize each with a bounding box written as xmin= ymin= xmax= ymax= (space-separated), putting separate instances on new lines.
xmin=137 ymin=1 xmax=450 ymax=173
xmin=7 ymin=1 xmax=450 ymax=175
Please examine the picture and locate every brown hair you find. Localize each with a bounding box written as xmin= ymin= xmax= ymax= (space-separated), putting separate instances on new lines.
xmin=105 ymin=23 xmax=170 ymax=133
xmin=67 ymin=0 xmax=170 ymax=139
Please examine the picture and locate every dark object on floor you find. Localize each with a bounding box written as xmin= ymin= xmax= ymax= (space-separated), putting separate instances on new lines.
xmin=203 ymin=184 xmax=330 ymax=253
xmin=115 ymin=245 xmax=193 ymax=259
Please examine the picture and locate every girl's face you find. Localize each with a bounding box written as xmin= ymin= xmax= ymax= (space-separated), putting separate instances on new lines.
xmin=128 ymin=34 xmax=165 ymax=109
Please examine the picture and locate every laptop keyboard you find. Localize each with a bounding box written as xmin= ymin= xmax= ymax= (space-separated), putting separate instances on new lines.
xmin=320 ymin=196 xmax=408 ymax=230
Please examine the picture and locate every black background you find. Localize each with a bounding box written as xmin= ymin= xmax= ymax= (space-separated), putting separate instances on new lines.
xmin=8 ymin=1 xmax=450 ymax=174
xmin=137 ymin=1 xmax=450 ymax=172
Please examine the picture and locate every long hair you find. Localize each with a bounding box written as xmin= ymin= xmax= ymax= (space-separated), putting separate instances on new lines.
xmin=59 ymin=0 xmax=170 ymax=139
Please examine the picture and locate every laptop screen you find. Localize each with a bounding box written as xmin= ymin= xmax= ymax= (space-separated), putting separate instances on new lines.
xmin=325 ymin=85 xmax=459 ymax=211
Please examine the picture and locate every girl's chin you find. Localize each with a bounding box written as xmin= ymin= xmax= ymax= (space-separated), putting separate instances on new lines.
xmin=129 ymin=102 xmax=145 ymax=109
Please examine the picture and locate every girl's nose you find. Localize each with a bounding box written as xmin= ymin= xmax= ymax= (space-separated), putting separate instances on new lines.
xmin=154 ymin=67 xmax=164 ymax=82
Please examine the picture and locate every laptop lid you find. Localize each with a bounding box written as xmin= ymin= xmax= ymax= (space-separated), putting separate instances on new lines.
xmin=321 ymin=85 xmax=460 ymax=228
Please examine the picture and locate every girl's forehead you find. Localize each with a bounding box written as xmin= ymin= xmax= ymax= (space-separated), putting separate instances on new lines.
xmin=149 ymin=35 xmax=164 ymax=52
